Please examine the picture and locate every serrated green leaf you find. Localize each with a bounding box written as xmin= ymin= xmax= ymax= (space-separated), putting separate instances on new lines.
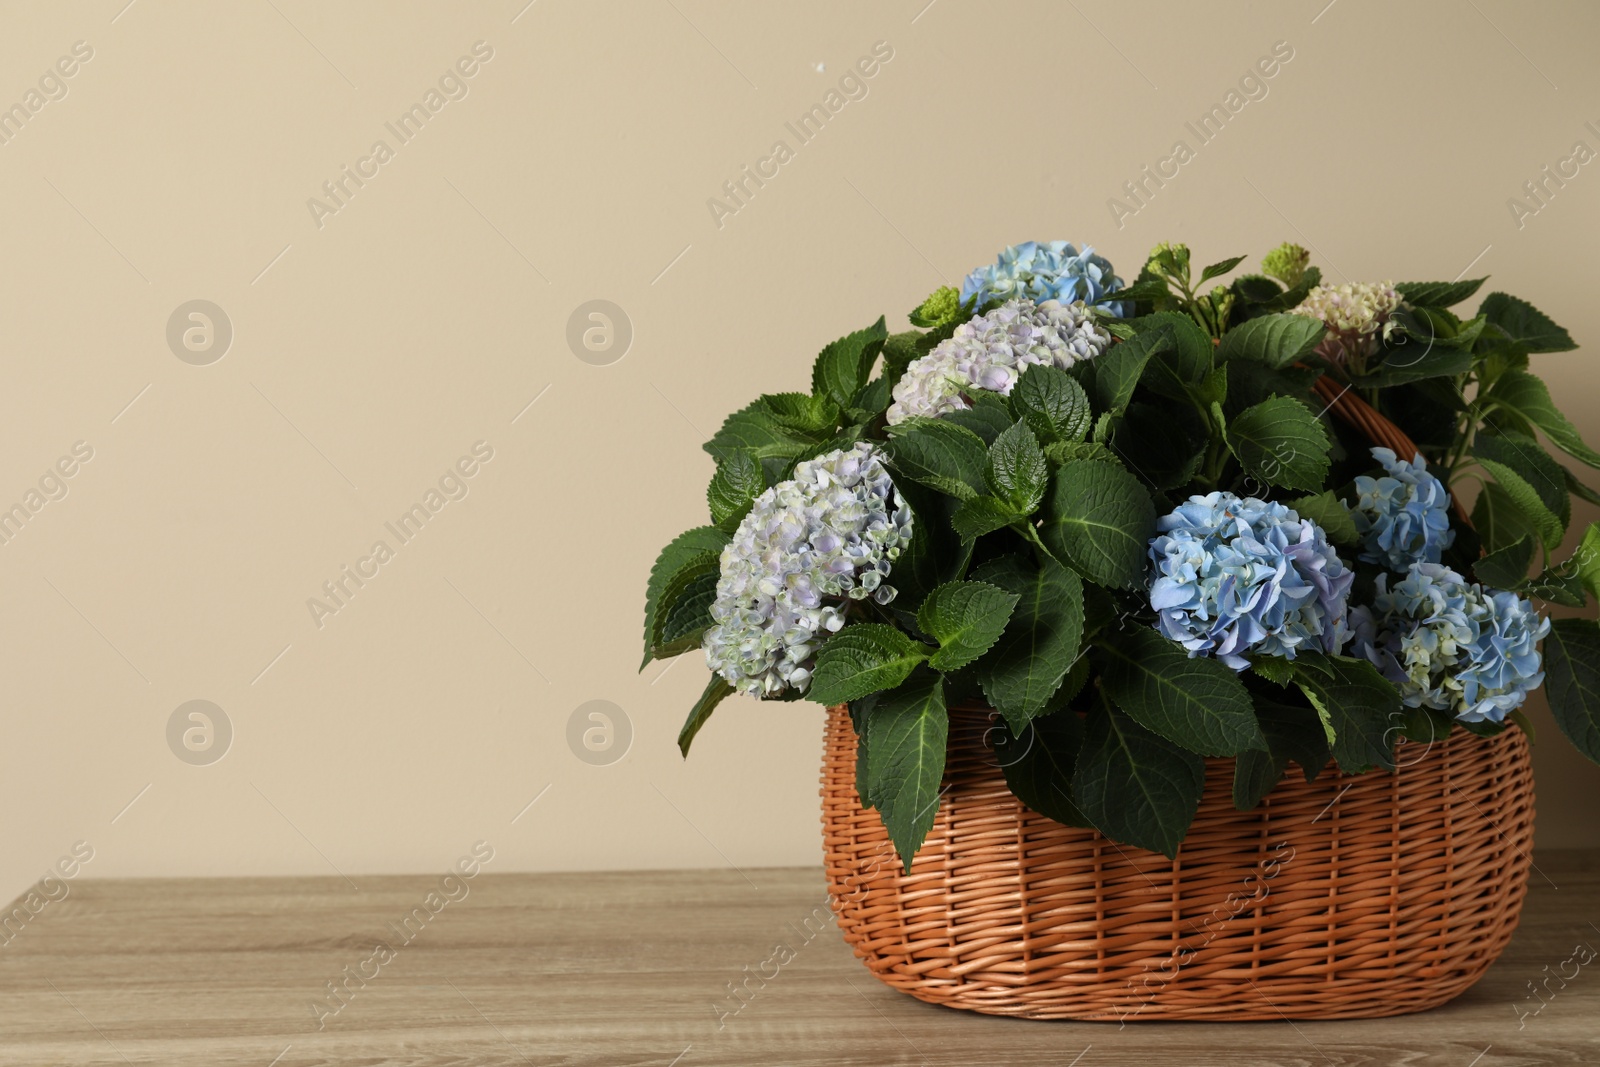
xmin=678 ymin=674 xmax=734 ymax=756
xmin=941 ymin=393 xmax=1014 ymax=445
xmin=1043 ymin=440 xmax=1118 ymax=465
xmin=1112 ymin=401 xmax=1206 ymax=491
xmin=1478 ymin=457 xmax=1564 ymax=551
xmin=812 ymin=317 xmax=889 ymax=406
xmin=884 ymin=418 xmax=989 ymax=501
xmin=1480 ymin=292 xmax=1575 ymax=353
xmin=1487 ymin=369 xmax=1600 ymax=470
xmin=707 ymin=450 xmax=764 ymax=530
xmin=1233 ymin=273 xmax=1285 ymax=305
xmin=761 ymin=391 xmax=840 ymax=434
xmin=864 ymin=668 xmax=949 ymax=871
xmin=1090 ymin=278 xmax=1171 ymax=306
xmin=1072 ymin=706 xmax=1205 ymax=858
xmin=1397 ymin=278 xmax=1486 ymax=309
xmin=703 ymin=400 xmax=825 ymax=476
xmin=849 ymin=377 xmax=891 ymax=421
xmin=1090 ymin=326 xmax=1173 ymax=418
xmin=1572 ymin=522 xmax=1600 ymax=604
xmin=1215 ymin=313 xmax=1326 ymax=370
xmin=1473 ymin=480 xmax=1538 ymax=554
xmin=950 ymin=495 xmax=1021 ymax=542
xmin=1565 ymin=465 xmax=1600 ymax=507
xmin=1358 ymin=334 xmax=1475 ymax=386
xmin=986 ymin=422 xmax=1048 ymax=513
xmin=917 ymin=580 xmax=1020 ymax=672
xmin=974 ymin=555 xmax=1087 ymax=729
xmin=1475 ymin=431 xmax=1567 ymax=530
xmin=1134 ymin=312 xmax=1213 ymax=402
xmin=642 ymin=526 xmax=730 ymax=668
xmin=1233 ymin=696 xmax=1332 ymax=809
xmin=889 ymin=480 xmax=973 ymax=611
xmin=1100 ymin=628 xmax=1264 ymax=756
xmin=1474 ymin=534 xmax=1535 ymax=588
xmin=1040 ymin=460 xmax=1156 ymax=589
xmin=1287 ymin=490 xmax=1358 ymax=546
xmin=1011 ymin=365 xmax=1092 ymax=443
xmin=1251 ymin=656 xmax=1295 ymax=686
xmin=654 ymin=569 xmax=718 ymax=658
xmin=1292 ymin=653 xmax=1403 ymax=772
xmin=1226 ymin=395 xmax=1331 ymax=492
xmin=995 ymin=709 xmax=1091 ymax=827
xmin=1544 ymin=618 xmax=1600 ymax=765
xmin=1198 ymin=254 xmax=1248 ymax=285
xmin=808 ymin=624 xmax=930 ymax=706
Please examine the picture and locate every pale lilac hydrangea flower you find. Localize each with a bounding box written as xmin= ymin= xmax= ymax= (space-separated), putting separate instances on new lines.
xmin=1351 ymin=447 xmax=1456 ymax=572
xmin=886 ymin=298 xmax=1110 ymax=425
xmin=702 ymin=443 xmax=914 ymax=697
xmin=1148 ymin=492 xmax=1354 ymax=670
xmin=1289 ymin=280 xmax=1400 ymax=365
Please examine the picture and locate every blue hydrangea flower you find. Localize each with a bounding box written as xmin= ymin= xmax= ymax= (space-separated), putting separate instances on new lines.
xmin=1347 ymin=562 xmax=1549 ymax=723
xmin=1350 ymin=447 xmax=1456 ymax=572
xmin=1148 ymin=492 xmax=1354 ymax=670
xmin=702 ymin=443 xmax=914 ymax=697
xmin=961 ymin=241 xmax=1128 ymax=315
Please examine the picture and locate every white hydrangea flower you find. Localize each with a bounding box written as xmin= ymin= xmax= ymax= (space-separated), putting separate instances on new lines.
xmin=886 ymin=298 xmax=1111 ymax=425
xmin=1289 ymin=281 xmax=1400 ymax=364
xmin=702 ymin=443 xmax=914 ymax=697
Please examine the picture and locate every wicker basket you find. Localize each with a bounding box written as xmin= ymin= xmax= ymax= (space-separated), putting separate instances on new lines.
xmin=820 ymin=386 xmax=1536 ymax=1021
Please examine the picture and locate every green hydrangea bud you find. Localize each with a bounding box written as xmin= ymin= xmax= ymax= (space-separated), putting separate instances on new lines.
xmin=1145 ymin=242 xmax=1191 ymax=283
xmin=1262 ymin=242 xmax=1310 ymax=287
xmin=911 ymin=285 xmax=965 ymax=327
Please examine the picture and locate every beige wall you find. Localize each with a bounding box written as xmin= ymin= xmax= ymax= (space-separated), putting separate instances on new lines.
xmin=3 ymin=0 xmax=1598 ymax=897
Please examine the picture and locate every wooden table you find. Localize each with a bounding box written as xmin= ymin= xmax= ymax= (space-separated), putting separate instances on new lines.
xmin=2 ymin=855 xmax=1596 ymax=1066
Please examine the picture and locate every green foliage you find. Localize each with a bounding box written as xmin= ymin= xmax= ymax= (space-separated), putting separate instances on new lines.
xmin=1288 ymin=490 xmax=1359 ymax=546
xmin=917 ymin=581 xmax=1020 ymax=671
xmin=1486 ymin=369 xmax=1600 ymax=469
xmin=1215 ymin=313 xmax=1326 ymax=369
xmin=1232 ymin=696 xmax=1331 ymax=810
xmin=642 ymin=526 xmax=729 ymax=668
xmin=885 ymin=418 xmax=989 ymax=500
xmin=1397 ymin=278 xmax=1486 ymax=309
xmin=986 ymin=422 xmax=1049 ymax=514
xmin=1480 ymin=292 xmax=1575 ymax=352
xmin=1291 ymin=654 xmax=1403 ymax=773
xmin=809 ymin=625 xmax=930 ymax=707
xmin=1072 ymin=705 xmax=1206 ymax=858
xmin=678 ymin=675 xmax=734 ymax=756
xmin=1040 ymin=460 xmax=1156 ymax=589
xmin=812 ymin=317 xmax=888 ymax=407
xmin=1099 ymin=628 xmax=1264 ymax=756
xmin=996 ymin=710 xmax=1091 ymax=826
xmin=974 ymin=555 xmax=1086 ymax=730
xmin=1543 ymin=619 xmax=1600 ymax=765
xmin=1011 ymin=365 xmax=1092 ymax=443
xmin=863 ymin=668 xmax=949 ymax=870
xmin=1226 ymin=395 xmax=1332 ymax=491
xmin=707 ymin=450 xmax=764 ymax=530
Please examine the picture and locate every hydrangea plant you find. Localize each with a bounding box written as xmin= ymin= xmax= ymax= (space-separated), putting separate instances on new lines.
xmin=643 ymin=239 xmax=1600 ymax=869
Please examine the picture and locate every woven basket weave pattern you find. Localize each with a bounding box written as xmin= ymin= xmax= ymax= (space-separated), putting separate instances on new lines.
xmin=821 ymin=705 xmax=1534 ymax=1020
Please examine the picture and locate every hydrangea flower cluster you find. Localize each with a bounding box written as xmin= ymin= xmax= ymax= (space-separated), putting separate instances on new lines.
xmin=1347 ymin=563 xmax=1550 ymax=723
xmin=1148 ymin=492 xmax=1354 ymax=670
xmin=1350 ymin=447 xmax=1456 ymax=572
xmin=702 ymin=443 xmax=914 ymax=697
xmin=1289 ymin=280 xmax=1400 ymax=364
xmin=960 ymin=241 xmax=1126 ymax=312
xmin=886 ymin=298 xmax=1111 ymax=424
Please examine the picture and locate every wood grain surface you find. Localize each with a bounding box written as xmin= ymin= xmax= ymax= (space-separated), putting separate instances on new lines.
xmin=0 ymin=856 xmax=1596 ymax=1066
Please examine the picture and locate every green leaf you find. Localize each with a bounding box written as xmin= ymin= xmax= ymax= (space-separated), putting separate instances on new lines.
xmin=1232 ymin=696 xmax=1332 ymax=810
xmin=917 ymin=580 xmax=1020 ymax=672
xmin=1292 ymin=654 xmax=1403 ymax=773
xmin=642 ymin=526 xmax=729 ymax=668
xmin=1112 ymin=401 xmax=1206 ymax=491
xmin=654 ymin=569 xmax=718 ymax=658
xmin=974 ymin=555 xmax=1087 ymax=730
xmin=1226 ymin=395 xmax=1332 ymax=492
xmin=1480 ymin=292 xmax=1575 ymax=352
xmin=707 ymin=450 xmax=764 ymax=530
xmin=1358 ymin=337 xmax=1475 ymax=386
xmin=1478 ymin=456 xmax=1564 ymax=551
xmin=678 ymin=675 xmax=734 ymax=756
xmin=1472 ymin=480 xmax=1538 ymax=554
xmin=1397 ymin=278 xmax=1487 ymax=309
xmin=1251 ymin=657 xmax=1295 ymax=686
xmin=884 ymin=418 xmax=989 ymax=501
xmin=864 ymin=668 xmax=949 ymax=870
xmin=761 ymin=391 xmax=841 ymax=434
xmin=1215 ymin=313 xmax=1326 ymax=370
xmin=1287 ymin=490 xmax=1359 ymax=546
xmin=808 ymin=624 xmax=930 ymax=706
xmin=1198 ymin=254 xmax=1248 ymax=285
xmin=812 ymin=317 xmax=889 ymax=406
xmin=849 ymin=377 xmax=891 ymax=421
xmin=1474 ymin=534 xmax=1535 ymax=588
xmin=1043 ymin=440 xmax=1118 ymax=465
xmin=986 ymin=422 xmax=1049 ymax=514
xmin=1487 ymin=369 xmax=1600 ymax=470
xmin=1090 ymin=326 xmax=1172 ymax=417
xmin=995 ymin=710 xmax=1091 ymax=827
xmin=1571 ymin=522 xmax=1600 ymax=603
xmin=1543 ymin=618 xmax=1600 ymax=765
xmin=1233 ymin=273 xmax=1284 ymax=305
xmin=1072 ymin=706 xmax=1205 ymax=858
xmin=703 ymin=400 xmax=823 ymax=476
xmin=1565 ymin=465 xmax=1600 ymax=507
xmin=889 ymin=480 xmax=974 ymax=611
xmin=1474 ymin=431 xmax=1568 ymax=531
xmin=1040 ymin=460 xmax=1156 ymax=589
xmin=950 ymin=496 xmax=1022 ymax=542
xmin=1134 ymin=312 xmax=1213 ymax=402
xmin=1090 ymin=278 xmax=1171 ymax=305
xmin=941 ymin=393 xmax=1014 ymax=445
xmin=1099 ymin=628 xmax=1264 ymax=756
xmin=1011 ymin=365 xmax=1092 ymax=443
